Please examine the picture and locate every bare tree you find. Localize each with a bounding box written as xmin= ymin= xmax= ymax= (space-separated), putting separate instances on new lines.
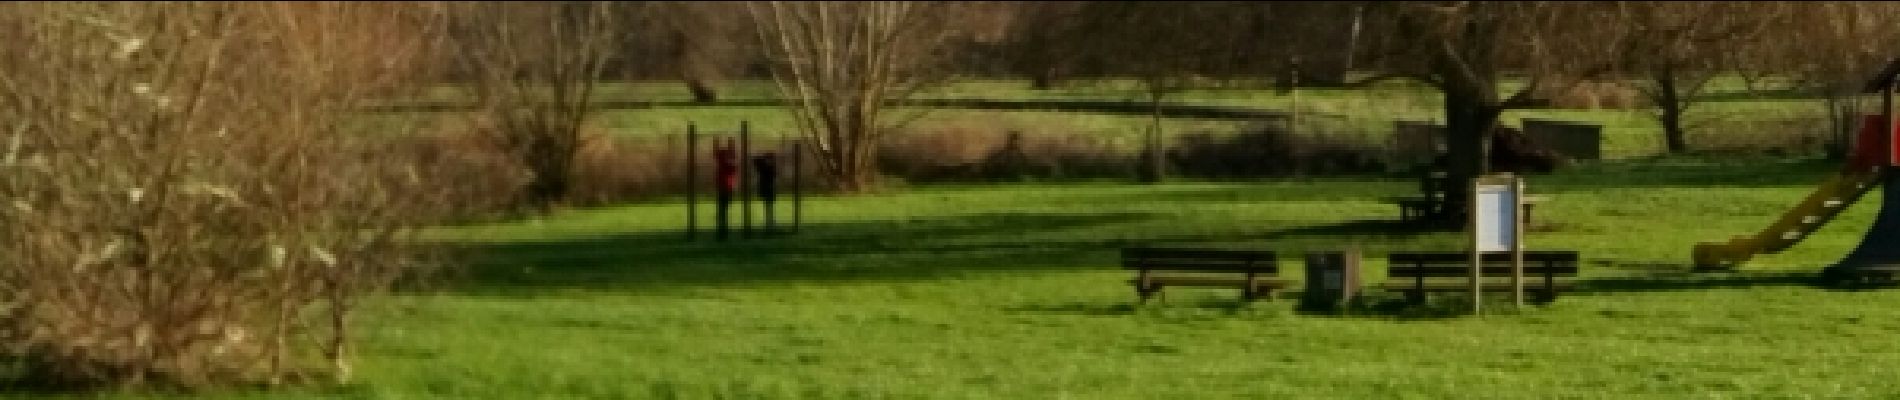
xmin=1764 ymin=2 xmax=1900 ymax=157
xmin=1001 ymin=1 xmax=1090 ymax=89
xmin=1614 ymin=1 xmax=1787 ymax=153
xmin=746 ymin=1 xmax=973 ymax=192
xmin=0 ymin=1 xmax=442 ymax=388
xmin=1058 ymin=1 xmax=1288 ymax=182
xmin=443 ymin=1 xmax=622 ymax=211
xmin=618 ymin=2 xmax=755 ymax=103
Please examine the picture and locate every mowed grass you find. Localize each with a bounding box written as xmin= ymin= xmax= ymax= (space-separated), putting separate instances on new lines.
xmin=53 ymin=155 xmax=1900 ymax=399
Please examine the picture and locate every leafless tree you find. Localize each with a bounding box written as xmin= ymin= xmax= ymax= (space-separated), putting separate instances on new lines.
xmin=0 ymin=1 xmax=443 ymax=389
xmin=746 ymin=1 xmax=974 ymax=192
xmin=618 ymin=2 xmax=755 ymax=103
xmin=1614 ymin=1 xmax=1788 ymax=153
xmin=1762 ymin=2 xmax=1900 ymax=157
xmin=443 ymin=1 xmax=623 ymax=211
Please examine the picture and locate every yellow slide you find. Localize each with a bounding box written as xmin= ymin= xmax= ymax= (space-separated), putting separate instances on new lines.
xmin=1693 ymin=166 xmax=1884 ymax=269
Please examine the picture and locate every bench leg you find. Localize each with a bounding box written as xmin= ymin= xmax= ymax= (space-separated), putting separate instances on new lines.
xmin=1406 ymin=290 xmax=1425 ymax=305
xmin=1535 ymin=289 xmax=1557 ymax=305
xmin=1138 ymin=284 xmax=1165 ymax=304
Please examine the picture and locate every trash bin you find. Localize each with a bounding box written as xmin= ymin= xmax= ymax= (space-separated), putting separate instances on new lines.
xmin=1301 ymin=250 xmax=1362 ymax=312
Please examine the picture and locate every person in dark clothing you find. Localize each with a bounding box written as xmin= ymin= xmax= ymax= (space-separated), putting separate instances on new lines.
xmin=752 ymin=152 xmax=779 ymax=233
xmin=714 ymin=138 xmax=739 ymax=240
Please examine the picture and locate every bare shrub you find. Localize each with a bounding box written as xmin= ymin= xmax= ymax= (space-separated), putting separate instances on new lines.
xmin=568 ymin=132 xmax=693 ymax=208
xmin=748 ymin=1 xmax=978 ymax=191
xmin=445 ymin=1 xmax=623 ymax=211
xmin=1687 ymin=117 xmax=1831 ymax=157
xmin=391 ymin=122 xmax=532 ymax=219
xmin=877 ymin=127 xmax=1012 ymax=182
xmin=1538 ymin=81 xmax=1648 ymax=110
xmin=878 ymin=126 xmax=1134 ymax=183
xmin=0 ymin=2 xmax=442 ymax=389
xmin=1168 ymin=124 xmax=1386 ymax=178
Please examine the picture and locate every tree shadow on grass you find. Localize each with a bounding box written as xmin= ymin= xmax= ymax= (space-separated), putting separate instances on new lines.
xmin=1007 ymin=295 xmax=1485 ymax=321
xmin=1250 ymin=219 xmax=1448 ymax=240
xmin=1571 ymin=269 xmax=1854 ymax=294
xmin=1532 ymin=156 xmax=1840 ymax=193
xmin=1004 ymin=297 xmax=1292 ymax=318
xmin=439 ymin=211 xmax=1279 ymax=295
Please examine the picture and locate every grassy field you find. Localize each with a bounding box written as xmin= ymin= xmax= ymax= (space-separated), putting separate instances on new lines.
xmin=44 ymin=154 xmax=1900 ymax=399
xmin=389 ymin=78 xmax=1832 ymax=161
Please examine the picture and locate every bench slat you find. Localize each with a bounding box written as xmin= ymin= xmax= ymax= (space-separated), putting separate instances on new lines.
xmin=1388 ymin=251 xmax=1579 ymax=264
xmin=1124 ymin=261 xmax=1278 ymax=272
xmin=1129 ymin=277 xmax=1290 ymax=288
xmin=1385 ymin=264 xmax=1578 ymax=277
xmin=1378 ymin=282 xmax=1577 ymax=291
xmin=1123 ymin=248 xmax=1274 ymax=260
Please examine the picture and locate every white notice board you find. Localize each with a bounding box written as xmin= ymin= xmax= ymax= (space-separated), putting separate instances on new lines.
xmin=1473 ymin=182 xmax=1518 ymax=253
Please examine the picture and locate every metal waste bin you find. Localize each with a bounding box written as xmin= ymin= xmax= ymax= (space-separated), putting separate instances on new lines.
xmin=1302 ymin=250 xmax=1363 ymax=311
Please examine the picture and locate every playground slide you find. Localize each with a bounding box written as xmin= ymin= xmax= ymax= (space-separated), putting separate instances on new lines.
xmin=1692 ymin=166 xmax=1883 ymax=269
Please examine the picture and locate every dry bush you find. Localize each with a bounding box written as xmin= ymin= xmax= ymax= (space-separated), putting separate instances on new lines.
xmin=878 ymin=125 xmax=1133 ymax=183
xmin=1013 ymin=132 xmax=1132 ymax=180
xmin=408 ymin=116 xmax=833 ymax=211
xmin=877 ymin=126 xmax=1014 ymax=181
xmin=1168 ymin=124 xmax=1386 ymax=178
xmin=1538 ymin=81 xmax=1648 ymax=110
xmin=0 ymin=2 xmax=443 ymax=389
xmin=1686 ymin=117 xmax=1831 ymax=157
xmin=391 ymin=123 xmax=532 ymax=219
xmin=445 ymin=1 xmax=622 ymax=210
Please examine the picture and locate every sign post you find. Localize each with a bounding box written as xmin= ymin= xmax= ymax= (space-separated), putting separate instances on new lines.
xmin=1470 ymin=174 xmax=1527 ymax=312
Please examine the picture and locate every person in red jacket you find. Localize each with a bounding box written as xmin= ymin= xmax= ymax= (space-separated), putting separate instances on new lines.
xmin=714 ymin=138 xmax=739 ymax=240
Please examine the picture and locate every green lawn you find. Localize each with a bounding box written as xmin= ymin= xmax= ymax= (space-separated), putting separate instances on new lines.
xmin=51 ymin=155 xmax=1900 ymax=399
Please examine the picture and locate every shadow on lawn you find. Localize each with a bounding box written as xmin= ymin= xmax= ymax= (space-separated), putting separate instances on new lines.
xmin=1572 ymin=266 xmax=1842 ymax=294
xmin=441 ymin=211 xmax=1277 ymax=295
xmin=1531 ymin=156 xmax=1839 ymax=193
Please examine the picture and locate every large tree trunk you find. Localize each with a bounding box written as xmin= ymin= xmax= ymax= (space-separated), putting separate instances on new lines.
xmin=1659 ymin=106 xmax=1689 ymax=154
xmin=684 ymin=78 xmax=719 ymax=103
xmin=1436 ymin=85 xmax=1503 ymax=225
xmin=1425 ymin=6 xmax=1504 ymax=226
xmin=1653 ymin=68 xmax=1690 ymax=153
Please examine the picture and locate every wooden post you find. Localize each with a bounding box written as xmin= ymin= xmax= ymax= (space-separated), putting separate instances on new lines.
xmin=1512 ymin=176 xmax=1526 ymax=308
xmin=740 ymin=122 xmax=752 ymax=239
xmin=1469 ymin=178 xmax=1482 ymax=314
xmin=686 ymin=123 xmax=697 ymax=241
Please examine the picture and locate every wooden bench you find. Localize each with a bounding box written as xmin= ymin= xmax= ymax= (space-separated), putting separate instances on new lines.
xmin=1382 ymin=251 xmax=1580 ymax=304
xmin=1387 ymin=170 xmax=1554 ymax=225
xmin=1123 ymin=247 xmax=1286 ymax=303
xmin=1391 ymin=171 xmax=1451 ymax=222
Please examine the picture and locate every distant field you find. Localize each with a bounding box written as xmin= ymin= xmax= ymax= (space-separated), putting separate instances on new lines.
xmin=48 ymin=155 xmax=1900 ymax=399
xmin=387 ymin=77 xmax=1833 ymax=161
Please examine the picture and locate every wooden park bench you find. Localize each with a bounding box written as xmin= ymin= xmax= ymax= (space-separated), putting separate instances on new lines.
xmin=1390 ymin=170 xmax=1452 ymax=222
xmin=1123 ymin=247 xmax=1285 ymax=303
xmin=1381 ymin=251 xmax=1580 ymax=304
xmin=1388 ymin=171 xmax=1550 ymax=225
